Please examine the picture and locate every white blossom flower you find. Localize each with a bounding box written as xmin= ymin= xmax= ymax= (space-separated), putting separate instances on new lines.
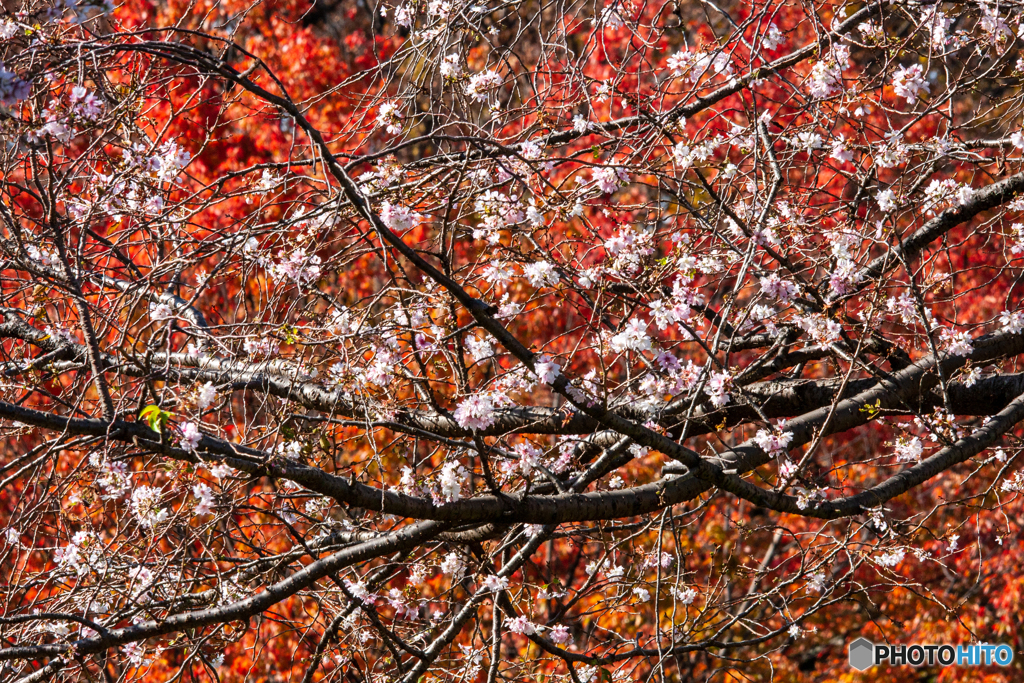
xmin=438 ymin=461 xmax=468 ymax=501
xmin=610 ymin=318 xmax=652 ymax=353
xmin=271 ymin=248 xmax=321 ymax=285
xmin=876 ymin=547 xmax=905 ymax=568
xmin=675 ymin=586 xmax=697 ymax=604
xmin=599 ymin=5 xmax=624 ymax=28
xmin=70 ymin=85 xmax=104 ymax=121
xmin=876 ymin=188 xmax=896 ymax=212
xmin=440 ymin=53 xmax=462 ymax=78
xmin=474 ymin=190 xmax=524 ymax=238
xmin=481 ymin=574 xmax=509 ymax=592
xmin=196 ymin=382 xmax=217 ymax=410
xmin=920 ymin=7 xmax=950 ymax=48
xmin=753 ymin=429 xmax=793 ymax=455
xmin=666 ymin=50 xmax=697 ymax=76
xmin=193 ymin=483 xmax=215 ymax=515
xmin=123 ymin=641 xmax=146 ymax=666
xmin=507 ymin=616 xmax=538 ymax=635
xmin=130 ymin=485 xmax=169 ymax=529
xmin=40 ymin=119 xmax=73 ymax=141
xmin=96 ymin=458 xmax=131 ymax=500
xmin=242 ymin=236 xmax=262 ymax=259
xmin=483 ymin=260 xmax=515 ymax=284
xmin=465 ymin=70 xmax=503 ymax=102
xmin=892 ymin=64 xmax=929 ymax=104
xmin=465 ymin=336 xmax=494 ymax=362
xmin=2 ymin=527 xmax=24 ymax=551
xmin=806 ymin=49 xmax=846 ymax=98
xmin=549 ymin=624 xmax=572 ymax=644
xmin=533 ymin=354 xmax=561 ymax=384
xmin=792 ymin=131 xmax=823 ymax=151
xmin=375 ymin=101 xmax=403 ymax=134
xmin=686 ymin=51 xmax=734 ymax=81
xmin=830 ymin=135 xmax=854 ymax=163
xmin=706 ymin=370 xmax=732 ymax=407
xmin=894 ymin=436 xmax=923 ymax=463
xmin=760 ymin=273 xmax=799 ymax=303
xmin=25 ymin=244 xmax=59 ymax=268
xmin=979 ymin=5 xmax=1012 ymax=46
xmin=454 ymin=394 xmax=496 ymax=431
xmin=593 ymin=166 xmax=629 ymax=193
xmin=523 ymin=261 xmax=559 ymax=287
xmin=962 ymin=366 xmax=982 ymax=387
xmin=0 ymin=20 xmax=18 ymax=40
xmin=278 ymin=440 xmax=303 ymax=460
xmin=205 ymin=461 xmax=235 ymax=479
xmin=1001 ymin=471 xmax=1024 ymax=492
xmin=393 ymin=3 xmax=414 ymax=26
xmin=520 ymin=140 xmax=543 ymax=160
xmin=179 ymin=421 xmax=202 ymax=452
xmin=345 ymin=579 xmax=376 ymax=604
xmin=426 ymin=0 xmax=451 ymax=19
xmin=380 ymin=201 xmax=422 ymax=232
xmin=795 ymin=314 xmax=843 ymax=344
xmin=940 ymin=329 xmax=974 ymax=357
xmin=887 ymin=293 xmax=918 ymax=325
xmin=999 ymin=310 xmax=1024 ymax=334
xmin=923 ymin=178 xmax=974 ymax=213
xmin=829 ymin=258 xmax=861 ymax=297
xmin=441 ymin=551 xmax=465 ymax=576
xmin=150 ymin=302 xmax=174 ymax=321
xmin=148 ymin=140 xmax=191 ymax=182
xmin=761 ymin=23 xmax=786 ymax=50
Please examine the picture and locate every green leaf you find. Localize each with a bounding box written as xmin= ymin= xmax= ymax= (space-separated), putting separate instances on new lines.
xmin=140 ymin=405 xmax=172 ymax=433
xmin=858 ymin=399 xmax=882 ymax=420
xmin=281 ymin=324 xmax=299 ymax=345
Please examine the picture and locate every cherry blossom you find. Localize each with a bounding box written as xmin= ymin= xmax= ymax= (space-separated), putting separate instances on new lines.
xmin=130 ymin=486 xmax=168 ymax=529
xmin=507 ymin=616 xmax=538 ymax=635
xmin=759 ymin=273 xmax=799 ymax=303
xmin=375 ymin=101 xmax=404 ymax=135
xmin=5 ymin=1 xmax=1024 ymax=676
xmin=380 ymin=201 xmax=423 ymax=232
xmin=465 ymin=69 xmax=503 ymax=102
xmin=179 ymin=421 xmax=202 ymax=452
xmin=706 ymin=370 xmax=732 ymax=407
xmin=592 ymin=166 xmax=629 ymax=193
xmin=609 ymin=318 xmax=652 ymax=353
xmin=523 ymin=261 xmax=559 ymax=287
xmin=193 ymin=483 xmax=215 ymax=515
xmin=753 ymin=429 xmax=794 ymax=456
xmin=481 ymin=575 xmax=509 ymax=592
xmin=894 ymin=436 xmax=923 ymax=463
xmin=892 ymin=64 xmax=930 ymax=104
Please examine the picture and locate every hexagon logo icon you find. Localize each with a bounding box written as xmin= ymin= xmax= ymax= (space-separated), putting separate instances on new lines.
xmin=849 ymin=638 xmax=875 ymax=671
